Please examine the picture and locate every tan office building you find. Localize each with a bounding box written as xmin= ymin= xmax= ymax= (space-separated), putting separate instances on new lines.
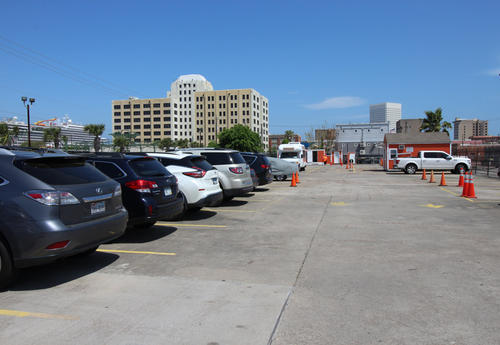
xmin=396 ymin=119 xmax=423 ymax=134
xmin=453 ymin=118 xmax=488 ymax=141
xmin=112 ymin=74 xmax=269 ymax=149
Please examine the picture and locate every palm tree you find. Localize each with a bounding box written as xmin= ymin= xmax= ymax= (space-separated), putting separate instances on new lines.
xmin=420 ymin=107 xmax=452 ymax=134
xmin=284 ymin=130 xmax=295 ymax=142
xmin=111 ymin=132 xmax=136 ymax=153
xmin=84 ymin=124 xmax=105 ymax=152
xmin=43 ymin=127 xmax=62 ymax=148
xmin=0 ymin=124 xmax=22 ymax=145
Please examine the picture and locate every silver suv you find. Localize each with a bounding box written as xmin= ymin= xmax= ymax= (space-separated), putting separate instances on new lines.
xmin=182 ymin=149 xmax=253 ymax=200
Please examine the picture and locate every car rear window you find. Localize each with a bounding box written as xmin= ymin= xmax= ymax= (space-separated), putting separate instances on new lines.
xmin=261 ymin=155 xmax=270 ymax=166
xmin=16 ymin=157 xmax=108 ymax=185
xmin=229 ymin=152 xmax=245 ymax=164
xmin=243 ymin=155 xmax=256 ymax=165
xmin=189 ymin=157 xmax=214 ymax=171
xmin=202 ymin=152 xmax=231 ymax=165
xmin=129 ymin=158 xmax=169 ymax=177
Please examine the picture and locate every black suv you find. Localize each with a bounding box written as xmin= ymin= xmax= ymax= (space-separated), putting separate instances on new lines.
xmin=0 ymin=147 xmax=128 ymax=289
xmin=82 ymin=153 xmax=183 ymax=228
xmin=241 ymin=152 xmax=273 ymax=186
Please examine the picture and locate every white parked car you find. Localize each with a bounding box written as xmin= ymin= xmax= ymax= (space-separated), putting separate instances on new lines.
xmin=147 ymin=152 xmax=223 ymax=213
xmin=396 ymin=151 xmax=471 ymax=174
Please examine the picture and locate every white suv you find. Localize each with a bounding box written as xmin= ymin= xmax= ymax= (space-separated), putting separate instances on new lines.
xmin=147 ymin=152 xmax=223 ymax=211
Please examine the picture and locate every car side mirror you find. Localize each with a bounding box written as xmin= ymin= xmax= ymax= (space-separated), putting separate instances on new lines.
xmin=446 ymin=156 xmax=452 ymax=160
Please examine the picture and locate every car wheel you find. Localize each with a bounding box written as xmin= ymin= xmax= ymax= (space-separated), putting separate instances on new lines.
xmin=134 ymin=221 xmax=156 ymax=229
xmin=455 ymin=163 xmax=467 ymax=174
xmin=405 ymin=164 xmax=417 ymax=174
xmin=0 ymin=238 xmax=15 ymax=290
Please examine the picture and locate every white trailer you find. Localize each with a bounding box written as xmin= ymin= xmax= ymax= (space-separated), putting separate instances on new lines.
xmin=278 ymin=142 xmax=307 ymax=171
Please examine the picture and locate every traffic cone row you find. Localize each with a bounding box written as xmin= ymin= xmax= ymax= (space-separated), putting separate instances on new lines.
xmin=419 ymin=168 xmax=477 ymax=199
xmin=290 ymin=171 xmax=300 ymax=187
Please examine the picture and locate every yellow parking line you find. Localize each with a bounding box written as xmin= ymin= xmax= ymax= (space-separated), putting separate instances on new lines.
xmin=97 ymin=249 xmax=176 ymax=256
xmin=0 ymin=309 xmax=77 ymax=320
xmin=440 ymin=187 xmax=475 ymax=202
xmin=203 ymin=208 xmax=256 ymax=213
xmin=156 ymin=222 xmax=227 ymax=228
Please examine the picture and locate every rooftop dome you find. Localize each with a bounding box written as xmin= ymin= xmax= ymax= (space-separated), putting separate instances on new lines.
xmin=176 ymin=74 xmax=207 ymax=82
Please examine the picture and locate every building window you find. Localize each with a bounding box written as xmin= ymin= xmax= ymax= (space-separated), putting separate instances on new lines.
xmin=124 ymin=104 xmax=131 ymax=109
xmin=154 ymin=131 xmax=161 ymax=135
xmin=124 ymin=125 xmax=131 ymax=129
xmin=143 ymin=103 xmax=150 ymax=108
xmin=113 ymin=105 xmax=121 ymax=109
xmin=114 ymin=112 xmax=121 ymax=116
xmin=114 ymin=119 xmax=121 ymax=123
xmin=124 ymin=118 xmax=131 ymax=123
xmin=134 ymin=125 xmax=140 ymax=129
xmin=164 ymin=124 xmax=171 ymax=128
xmin=133 ymin=104 xmax=140 ymax=109
xmin=134 ymin=111 xmax=140 ymax=115
xmin=153 ymin=117 xmax=161 ymax=122
xmin=163 ymin=103 xmax=170 ymax=107
xmin=124 ymin=111 xmax=130 ymax=116
xmin=153 ymin=103 xmax=160 ymax=108
xmin=134 ymin=118 xmax=140 ymax=123
xmin=144 ymin=124 xmax=151 ymax=129
xmin=114 ymin=125 xmax=121 ymax=130
xmin=153 ymin=110 xmax=160 ymax=115
xmin=163 ymin=117 xmax=171 ymax=122
xmin=164 ymin=131 xmax=171 ymax=135
xmin=144 ymin=111 xmax=151 ymax=115
xmin=164 ymin=110 xmax=171 ymax=114
xmin=144 ymin=118 xmax=151 ymax=122
xmin=144 ymin=131 xmax=151 ymax=136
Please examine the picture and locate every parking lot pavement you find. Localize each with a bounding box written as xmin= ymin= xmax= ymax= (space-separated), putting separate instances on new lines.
xmin=1 ymin=165 xmax=500 ymax=345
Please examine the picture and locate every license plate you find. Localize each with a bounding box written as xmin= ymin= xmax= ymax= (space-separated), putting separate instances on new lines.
xmin=212 ymin=177 xmax=218 ymax=184
xmin=164 ymin=187 xmax=172 ymax=196
xmin=91 ymin=201 xmax=105 ymax=215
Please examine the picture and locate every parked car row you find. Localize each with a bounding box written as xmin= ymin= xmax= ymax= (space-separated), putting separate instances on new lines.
xmin=0 ymin=146 xmax=274 ymax=289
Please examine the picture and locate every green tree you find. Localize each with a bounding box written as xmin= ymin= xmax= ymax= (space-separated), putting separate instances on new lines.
xmin=420 ymin=107 xmax=452 ymax=134
xmin=190 ymin=141 xmax=202 ymax=148
xmin=175 ymin=139 xmax=189 ymax=148
xmin=0 ymin=123 xmax=22 ymax=145
xmin=284 ymin=130 xmax=295 ymax=142
xmin=207 ymin=140 xmax=218 ymax=148
xmin=84 ymin=124 xmax=105 ymax=152
xmin=62 ymin=135 xmax=69 ymax=149
xmin=43 ymin=127 xmax=62 ymax=149
xmin=218 ymin=124 xmax=263 ymax=152
xmin=281 ymin=138 xmax=290 ymax=144
xmin=158 ymin=138 xmax=174 ymax=151
xmin=111 ymin=132 xmax=136 ymax=153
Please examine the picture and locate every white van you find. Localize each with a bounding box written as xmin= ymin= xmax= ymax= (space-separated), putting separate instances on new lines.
xmin=278 ymin=142 xmax=306 ymax=171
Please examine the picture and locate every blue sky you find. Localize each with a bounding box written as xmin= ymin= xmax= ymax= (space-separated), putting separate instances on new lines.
xmin=1 ymin=0 xmax=499 ymax=138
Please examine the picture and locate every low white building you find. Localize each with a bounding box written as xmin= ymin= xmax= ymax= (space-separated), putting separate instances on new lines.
xmin=335 ymin=122 xmax=389 ymax=160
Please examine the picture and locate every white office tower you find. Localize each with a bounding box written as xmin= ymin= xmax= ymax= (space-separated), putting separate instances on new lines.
xmin=167 ymin=74 xmax=214 ymax=141
xmin=369 ymin=102 xmax=401 ymax=131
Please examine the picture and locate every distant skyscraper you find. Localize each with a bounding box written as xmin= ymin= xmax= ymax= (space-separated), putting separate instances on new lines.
xmin=453 ymin=118 xmax=488 ymax=141
xmin=369 ymin=102 xmax=402 ymax=131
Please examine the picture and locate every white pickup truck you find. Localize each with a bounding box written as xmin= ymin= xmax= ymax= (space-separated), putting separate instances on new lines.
xmin=396 ymin=151 xmax=471 ymax=174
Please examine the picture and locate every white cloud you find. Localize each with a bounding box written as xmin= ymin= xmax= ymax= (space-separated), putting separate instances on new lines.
xmin=486 ymin=68 xmax=500 ymax=76
xmin=305 ymin=96 xmax=365 ymax=110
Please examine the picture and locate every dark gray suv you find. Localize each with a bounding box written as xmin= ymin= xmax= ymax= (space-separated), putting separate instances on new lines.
xmin=0 ymin=147 xmax=128 ymax=289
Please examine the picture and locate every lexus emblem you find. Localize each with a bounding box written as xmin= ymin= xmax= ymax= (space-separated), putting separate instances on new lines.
xmin=96 ymin=187 xmax=103 ymax=194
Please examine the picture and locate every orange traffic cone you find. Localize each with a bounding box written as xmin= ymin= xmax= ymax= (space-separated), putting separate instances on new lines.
xmin=290 ymin=172 xmax=297 ymax=187
xmin=345 ymin=162 xmax=349 ymax=170
xmin=429 ymin=170 xmax=436 ymax=183
xmin=421 ymin=169 xmax=427 ymax=180
xmin=457 ymin=169 xmax=464 ymax=187
xmin=466 ymin=173 xmax=477 ymax=198
xmin=439 ymin=172 xmax=447 ymax=186
xmin=296 ymin=171 xmax=300 ymax=183
xmin=461 ymin=172 xmax=470 ymax=197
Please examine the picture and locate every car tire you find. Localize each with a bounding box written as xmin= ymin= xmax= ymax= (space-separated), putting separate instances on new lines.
xmin=405 ymin=164 xmax=417 ymax=174
xmin=455 ymin=163 xmax=467 ymax=174
xmin=0 ymin=238 xmax=15 ymax=290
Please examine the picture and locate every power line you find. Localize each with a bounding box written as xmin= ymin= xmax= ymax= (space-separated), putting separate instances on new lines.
xmin=0 ymin=34 xmax=143 ymax=98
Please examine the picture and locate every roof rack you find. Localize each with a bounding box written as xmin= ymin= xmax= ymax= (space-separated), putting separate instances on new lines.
xmin=74 ymin=152 xmax=148 ymax=158
xmin=0 ymin=145 xmax=66 ymax=155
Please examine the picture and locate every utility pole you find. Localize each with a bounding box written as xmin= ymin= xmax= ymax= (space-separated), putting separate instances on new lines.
xmin=21 ymin=97 xmax=35 ymax=147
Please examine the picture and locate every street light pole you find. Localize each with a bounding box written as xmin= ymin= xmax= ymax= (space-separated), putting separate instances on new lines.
xmin=21 ymin=97 xmax=35 ymax=147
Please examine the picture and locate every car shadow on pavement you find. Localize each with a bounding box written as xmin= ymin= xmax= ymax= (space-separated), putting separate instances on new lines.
xmin=110 ymin=225 xmax=177 ymax=244
xmin=254 ymin=187 xmax=270 ymax=192
xmin=183 ymin=210 xmax=217 ymax=221
xmin=9 ymin=252 xmax=119 ymax=291
xmin=235 ymin=193 xmax=255 ymax=198
xmin=220 ymin=199 xmax=248 ymax=207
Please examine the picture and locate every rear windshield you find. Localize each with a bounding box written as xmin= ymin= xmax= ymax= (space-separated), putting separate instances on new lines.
xmin=15 ymin=157 xmax=108 ymax=185
xmin=281 ymin=152 xmax=299 ymax=159
xmin=229 ymin=152 xmax=246 ymax=164
xmin=243 ymin=155 xmax=256 ymax=165
xmin=189 ymin=157 xmax=214 ymax=171
xmin=129 ymin=158 xmax=169 ymax=177
xmin=202 ymin=152 xmax=246 ymax=165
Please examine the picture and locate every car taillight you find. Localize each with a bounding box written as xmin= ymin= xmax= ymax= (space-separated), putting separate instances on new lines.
xmin=25 ymin=190 xmax=80 ymax=205
xmin=114 ymin=184 xmax=122 ymax=197
xmin=125 ymin=180 xmax=159 ymax=193
xmin=46 ymin=240 xmax=70 ymax=250
xmin=396 ymin=160 xmax=400 ymax=164
xmin=229 ymin=167 xmax=243 ymax=174
xmin=260 ymin=164 xmax=270 ymax=169
xmin=183 ymin=169 xmax=206 ymax=178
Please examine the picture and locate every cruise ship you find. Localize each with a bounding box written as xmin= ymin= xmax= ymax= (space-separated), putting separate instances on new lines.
xmin=1 ymin=115 xmax=105 ymax=146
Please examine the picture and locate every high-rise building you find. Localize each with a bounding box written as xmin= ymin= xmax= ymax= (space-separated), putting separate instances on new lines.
xmin=112 ymin=74 xmax=269 ymax=149
xmin=369 ymin=102 xmax=402 ymax=131
xmin=453 ymin=118 xmax=488 ymax=141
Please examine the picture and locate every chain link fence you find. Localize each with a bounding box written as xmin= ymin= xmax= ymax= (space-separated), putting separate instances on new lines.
xmin=453 ymin=144 xmax=500 ymax=178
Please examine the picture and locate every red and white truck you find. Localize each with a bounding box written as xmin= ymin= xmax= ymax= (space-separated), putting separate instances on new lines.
xmin=395 ymin=151 xmax=471 ymax=174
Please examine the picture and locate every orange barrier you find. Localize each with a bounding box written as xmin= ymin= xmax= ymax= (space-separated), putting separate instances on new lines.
xmin=290 ymin=172 xmax=297 ymax=187
xmin=457 ymin=169 xmax=464 ymax=187
xmin=421 ymin=169 xmax=427 ymax=180
xmin=429 ymin=170 xmax=436 ymax=183
xmin=296 ymin=171 xmax=300 ymax=183
xmin=439 ymin=172 xmax=447 ymax=186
